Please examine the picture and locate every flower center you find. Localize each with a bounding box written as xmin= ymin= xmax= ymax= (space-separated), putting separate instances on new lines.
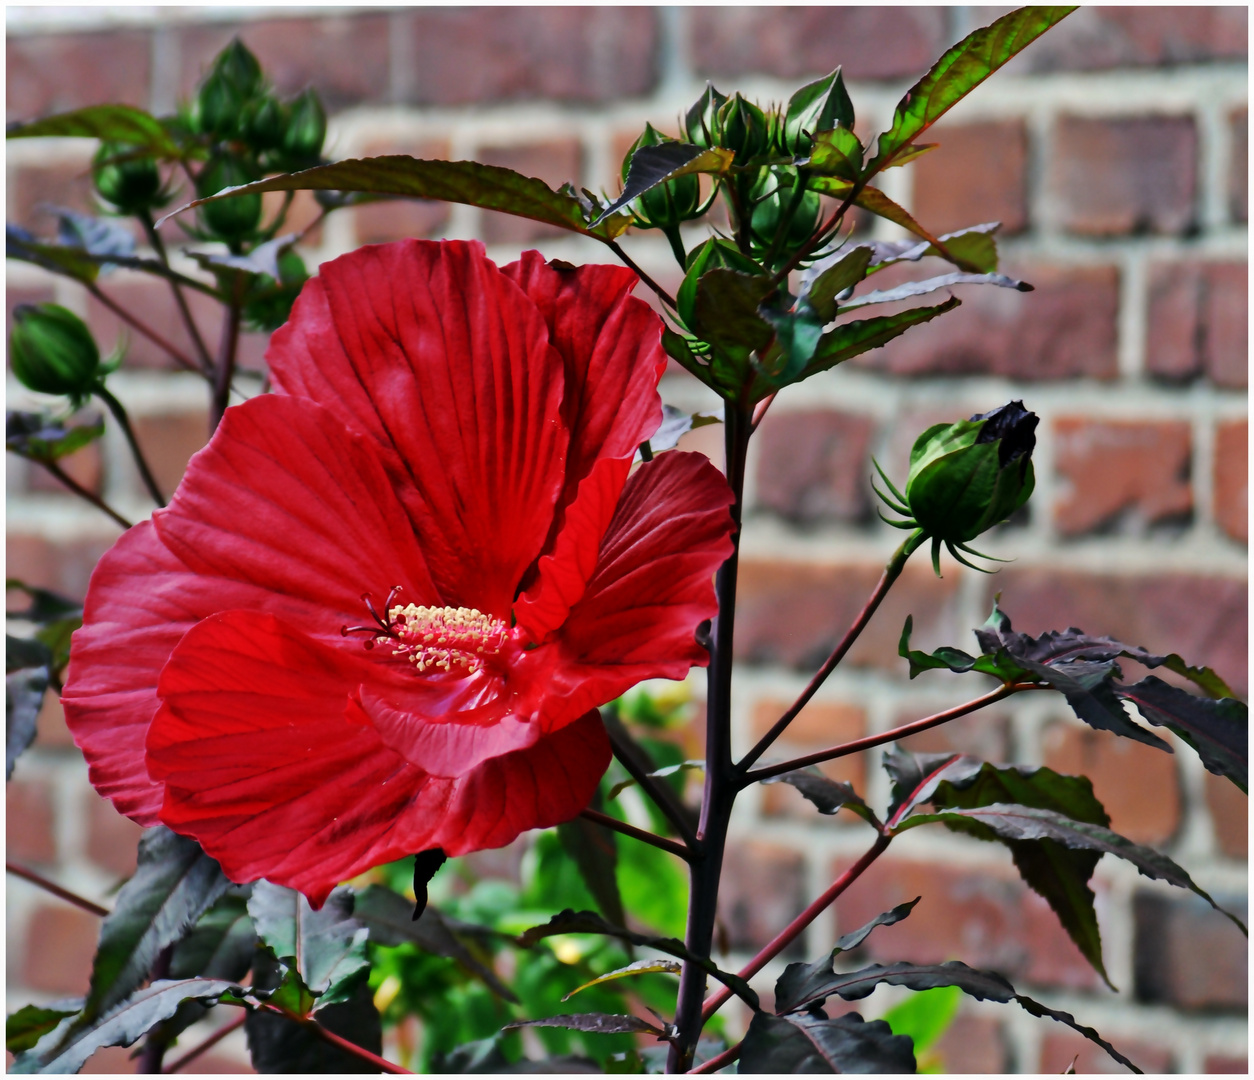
xmin=342 ymin=590 xmax=508 ymax=675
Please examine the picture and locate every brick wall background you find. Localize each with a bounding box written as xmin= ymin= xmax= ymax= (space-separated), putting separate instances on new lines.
xmin=6 ymin=6 xmax=1247 ymax=1073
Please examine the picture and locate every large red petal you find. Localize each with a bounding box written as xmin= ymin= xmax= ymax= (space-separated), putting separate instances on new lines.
xmin=267 ymin=240 xmax=568 ymax=616
xmin=148 ymin=611 xmax=608 ymax=904
xmin=62 ymin=394 xmax=435 ymax=825
xmin=550 ymin=451 xmax=735 ymax=716
xmin=505 ymin=253 xmax=668 ymax=640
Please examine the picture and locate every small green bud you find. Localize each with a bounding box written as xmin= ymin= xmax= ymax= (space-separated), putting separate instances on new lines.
xmin=622 ymin=123 xmax=702 ymax=230
xmin=92 ymin=141 xmax=165 ymax=214
xmin=684 ymin=83 xmax=728 ymax=150
xmin=196 ymin=154 xmax=262 ymax=240
xmin=9 ymin=304 xmax=101 ymax=400
xmin=214 ymin=38 xmax=263 ymax=98
xmin=749 ymin=171 xmax=820 ymax=250
xmin=244 ymin=94 xmax=287 ymax=151
xmin=904 ymin=401 xmax=1038 ymax=546
xmin=197 ymin=39 xmax=263 ymax=137
xmin=282 ymin=89 xmax=326 ymax=163
xmin=781 ymin=67 xmax=855 ymax=158
xmin=717 ymin=94 xmax=770 ymax=163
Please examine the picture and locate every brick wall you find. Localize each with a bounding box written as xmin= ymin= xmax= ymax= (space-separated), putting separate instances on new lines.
xmin=6 ymin=7 xmax=1247 ymax=1073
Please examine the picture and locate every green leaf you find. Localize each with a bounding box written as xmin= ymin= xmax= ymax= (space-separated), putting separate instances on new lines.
xmin=1022 ymin=657 xmax=1173 ymax=752
xmin=897 ymin=614 xmax=1022 ymax=682
xmin=6 ymin=1001 xmax=82 ymax=1055
xmin=165 ymin=155 xmax=632 ymax=241
xmin=505 ymin=1013 xmax=669 ymax=1037
xmin=516 ymin=909 xmax=759 ymax=1011
xmin=6 ymin=225 xmax=101 ymax=284
xmin=867 ymin=7 xmax=1076 ymax=174
xmin=804 ymin=297 xmax=960 ymax=379
xmin=594 ymin=143 xmax=733 ymax=225
xmin=352 ymin=884 xmax=517 ymax=1001
xmin=840 ymin=270 xmax=1030 ymax=311
xmin=659 ymin=328 xmax=711 ymax=385
xmin=758 ymin=304 xmax=827 ymax=383
xmin=7 ymin=411 xmax=106 ymax=465
xmin=17 ymin=979 xmax=235 ymax=1074
xmin=740 ymin=1011 xmax=916 ymax=1074
xmin=881 ymin=748 xmax=986 ymax=821
xmin=7 ymin=105 xmax=181 ymax=156
xmin=248 ymin=882 xmax=371 ymax=1009
xmin=804 ymin=127 xmax=864 ymax=180
xmin=607 ymin=756 xmax=706 ymax=800
xmin=561 ymin=959 xmax=682 ymax=1002
xmin=168 ymin=892 xmax=256 ymax=982
xmin=899 ymin=803 xmax=1246 ymax=934
xmin=81 ymin=828 xmax=230 ymax=1026
xmin=6 ymin=642 xmax=48 ymax=780
xmin=558 ymin=798 xmax=626 ymax=928
xmin=760 ymin=768 xmax=878 ymax=825
xmin=800 ymin=246 xmax=873 ymax=321
xmin=773 ymin=958 xmax=1138 ymax=1073
xmin=691 ymin=268 xmax=776 ymax=361
xmin=1119 ymin=677 xmax=1247 ymax=792
xmin=880 ymin=986 xmax=962 ymax=1057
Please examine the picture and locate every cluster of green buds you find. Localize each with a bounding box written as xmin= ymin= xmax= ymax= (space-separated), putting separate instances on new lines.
xmin=190 ymin=39 xmax=327 ymax=244
xmin=875 ymin=401 xmax=1039 ymax=575
xmin=92 ymin=142 xmax=170 ymax=216
xmin=621 ymin=124 xmax=703 ymax=232
xmin=9 ymin=304 xmax=108 ymax=406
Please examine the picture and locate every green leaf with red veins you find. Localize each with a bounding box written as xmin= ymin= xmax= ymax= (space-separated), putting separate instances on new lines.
xmin=7 ymin=104 xmax=181 ymax=156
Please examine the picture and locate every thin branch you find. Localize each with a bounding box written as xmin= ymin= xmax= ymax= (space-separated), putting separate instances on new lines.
xmin=750 ymin=392 xmax=776 ymax=432
xmin=579 ymin=808 xmax=691 ymax=862
xmin=737 ymin=529 xmax=926 ymax=774
xmin=93 ymin=385 xmax=166 ymax=507
xmin=35 ymin=458 xmax=133 ymax=528
xmin=140 ymin=210 xmax=214 ymax=373
xmin=257 ymin=1003 xmax=411 ymax=1073
xmin=689 ymin=1041 xmax=742 ymax=1074
xmin=604 ymin=239 xmax=678 ymax=311
xmin=162 ymin=1013 xmax=246 ymax=1073
xmin=210 ymin=273 xmax=244 ymax=433
xmin=6 ymin=860 xmax=109 ymax=916
xmin=604 ymin=716 xmax=700 ymax=851
xmin=85 ymin=283 xmax=202 ymax=376
xmin=768 ymin=176 xmax=867 ymax=290
xmin=745 ymin=684 xmax=1031 ymax=785
xmin=700 ymin=834 xmax=891 ymax=1023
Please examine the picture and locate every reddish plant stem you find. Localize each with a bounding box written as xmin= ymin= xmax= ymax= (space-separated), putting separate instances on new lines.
xmin=579 ymin=808 xmax=692 ymax=862
xmin=738 ymin=529 xmax=925 ymax=774
xmin=750 ymin=392 xmax=776 ymax=432
xmin=36 ymin=459 xmax=133 ymax=529
xmin=6 ymin=861 xmax=109 ymax=916
xmin=94 ymin=385 xmax=166 ymax=508
xmin=86 ymin=283 xmax=201 ymax=375
xmin=605 ymin=239 xmax=678 ymax=311
xmin=745 ymin=684 xmax=1028 ymax=785
xmin=162 ymin=1013 xmax=246 ymax=1073
xmin=689 ymin=1041 xmax=742 ymax=1074
xmin=700 ymin=834 xmax=892 ymax=1024
xmin=139 ymin=211 xmax=214 ymax=374
xmin=210 ymin=274 xmax=244 ymax=433
xmin=604 ymin=721 xmax=700 ymax=851
xmin=257 ymin=1003 xmax=411 ymax=1073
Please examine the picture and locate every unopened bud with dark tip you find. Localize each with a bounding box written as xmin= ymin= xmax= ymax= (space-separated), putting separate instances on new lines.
xmin=717 ymin=93 xmax=769 ymax=163
xmin=283 ymin=89 xmax=326 ymax=163
xmin=92 ymin=142 xmax=165 ymax=214
xmin=9 ymin=304 xmax=101 ymax=401
xmin=196 ymin=154 xmax=263 ymax=240
xmin=244 ymin=93 xmax=287 ymax=151
xmin=214 ymin=38 xmax=263 ymax=99
xmin=684 ymin=83 xmax=728 ymax=150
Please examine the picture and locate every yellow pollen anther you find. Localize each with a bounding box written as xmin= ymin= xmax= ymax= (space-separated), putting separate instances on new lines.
xmin=381 ymin=604 xmax=507 ymax=674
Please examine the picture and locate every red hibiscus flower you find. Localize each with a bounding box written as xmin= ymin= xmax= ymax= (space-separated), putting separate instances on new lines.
xmin=62 ymin=240 xmax=734 ymax=905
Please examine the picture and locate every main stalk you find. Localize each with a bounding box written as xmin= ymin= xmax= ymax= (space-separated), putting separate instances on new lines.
xmin=667 ymin=405 xmax=750 ymax=1072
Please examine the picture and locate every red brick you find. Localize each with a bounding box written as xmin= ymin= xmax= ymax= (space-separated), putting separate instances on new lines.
xmin=7 ymin=31 xmax=152 ymax=122
xmin=832 ymin=856 xmax=1104 ymax=990
xmin=20 ymin=904 xmax=100 ymax=994
xmin=1205 ymin=772 xmax=1247 ymax=860
xmin=1146 ymin=262 xmax=1248 ymax=388
xmin=6 ymin=779 xmax=57 ymax=864
xmin=910 ymin=121 xmax=1029 ymax=236
xmin=751 ymin=700 xmax=866 ymax=817
xmin=176 ymin=15 xmax=391 ymax=110
xmin=1049 ymin=115 xmax=1197 ymax=236
xmin=1042 ymin=723 xmax=1180 ymax=845
xmin=1231 ymin=108 xmax=1247 ymax=224
xmin=477 ymin=139 xmax=584 ymax=244
xmin=1206 ymin=1054 xmax=1250 ymax=1073
xmin=36 ymin=694 xmax=77 ymax=751
xmin=401 ymin=8 xmax=658 ymax=106
xmin=862 ymin=262 xmax=1119 ymax=380
xmin=1040 ymin=1031 xmax=1172 ymax=1074
xmin=27 ymin=440 xmax=104 ymax=499
xmin=129 ymin=409 xmax=211 ymax=497
xmin=353 ymin=140 xmax=453 ymax=246
xmin=1133 ymin=891 xmax=1247 ymax=1010
xmin=754 ymin=410 xmax=874 ymax=524
xmin=5 ymin=531 xmax=117 ymax=600
xmin=691 ymin=7 xmax=946 ymax=82
xmin=86 ymin=275 xmax=217 ymax=373
xmin=79 ymin=1046 xmax=139 ymax=1074
xmin=9 ymin=160 xmax=100 ymax=234
xmin=1053 ymin=418 xmax=1193 ymax=535
xmin=735 ymin=560 xmax=963 ymax=672
xmin=994 ymin=6 xmax=1247 ymax=72
xmin=1214 ymin=420 xmax=1247 ymax=543
xmin=895 ymin=708 xmax=1011 ymax=763
xmin=86 ymin=791 xmax=144 ymax=879
xmin=930 ymin=1014 xmax=1008 ymax=1074
xmin=984 ymin=569 xmax=1248 ymax=696
xmin=720 ymin=841 xmax=807 ymax=954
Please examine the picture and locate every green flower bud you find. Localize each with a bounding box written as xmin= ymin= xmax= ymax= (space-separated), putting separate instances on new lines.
xmin=197 ymin=39 xmax=263 ymax=137
xmin=196 ymin=154 xmax=262 ymax=241
xmin=92 ymin=141 xmax=165 ymax=214
xmin=244 ymin=93 xmax=287 ymax=151
xmin=902 ymin=400 xmax=1038 ymax=549
xmin=622 ymin=123 xmax=701 ymax=230
xmin=282 ymin=89 xmax=326 ymax=163
xmin=214 ymin=38 xmax=263 ymax=98
xmin=749 ymin=171 xmax=820 ymax=250
xmin=717 ymin=93 xmax=769 ymax=163
xmin=684 ymin=84 xmax=727 ymax=150
xmin=780 ymin=67 xmax=855 ymax=158
xmin=9 ymin=304 xmax=101 ymax=401
xmin=676 ymin=238 xmax=764 ymax=332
